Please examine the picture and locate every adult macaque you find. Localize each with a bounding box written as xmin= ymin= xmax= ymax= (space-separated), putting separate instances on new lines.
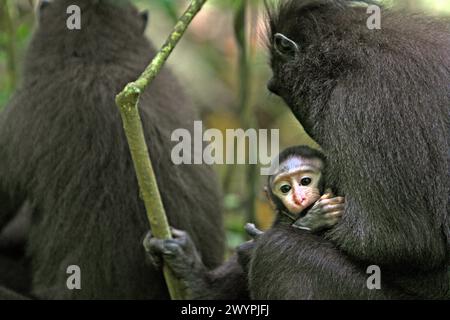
xmin=249 ymin=0 xmax=449 ymax=299
xmin=0 ymin=0 xmax=225 ymax=299
xmin=148 ymin=0 xmax=450 ymax=300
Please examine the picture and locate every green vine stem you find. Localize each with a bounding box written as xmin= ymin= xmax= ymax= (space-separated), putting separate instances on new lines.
xmin=115 ymin=0 xmax=209 ymax=300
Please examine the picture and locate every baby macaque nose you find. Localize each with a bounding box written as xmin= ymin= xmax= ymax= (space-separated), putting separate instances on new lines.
xmin=294 ymin=195 xmax=304 ymax=206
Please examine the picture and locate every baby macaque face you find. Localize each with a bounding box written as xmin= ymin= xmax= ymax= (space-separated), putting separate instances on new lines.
xmin=271 ymin=156 xmax=323 ymax=215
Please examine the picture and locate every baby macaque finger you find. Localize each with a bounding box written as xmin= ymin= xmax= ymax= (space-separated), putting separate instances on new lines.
xmin=327 ymin=196 xmax=345 ymax=204
xmin=324 ymin=210 xmax=344 ymax=219
xmin=319 ymin=197 xmax=344 ymax=207
xmin=320 ymin=192 xmax=333 ymax=200
xmin=322 ymin=203 xmax=345 ymax=213
xmin=331 ymin=196 xmax=345 ymax=204
xmin=324 ymin=212 xmax=343 ymax=227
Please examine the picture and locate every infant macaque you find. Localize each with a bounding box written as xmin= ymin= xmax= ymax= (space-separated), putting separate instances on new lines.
xmin=264 ymin=145 xmax=344 ymax=232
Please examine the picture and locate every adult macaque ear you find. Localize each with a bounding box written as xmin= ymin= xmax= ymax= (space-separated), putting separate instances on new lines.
xmin=38 ymin=0 xmax=52 ymax=11
xmin=274 ymin=33 xmax=299 ymax=59
xmin=35 ymin=0 xmax=52 ymax=24
xmin=264 ymin=186 xmax=277 ymax=210
xmin=140 ymin=10 xmax=149 ymax=33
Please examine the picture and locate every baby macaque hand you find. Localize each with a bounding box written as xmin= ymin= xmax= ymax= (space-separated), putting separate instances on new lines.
xmin=292 ymin=191 xmax=345 ymax=233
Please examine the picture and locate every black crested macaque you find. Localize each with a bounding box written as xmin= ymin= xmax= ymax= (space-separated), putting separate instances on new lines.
xmin=0 ymin=0 xmax=224 ymax=299
xmin=249 ymin=0 xmax=449 ymax=299
xmin=147 ymin=0 xmax=450 ymax=299
xmin=144 ymin=146 xmax=342 ymax=299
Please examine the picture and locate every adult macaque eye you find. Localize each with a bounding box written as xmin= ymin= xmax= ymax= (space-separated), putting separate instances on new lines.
xmin=300 ymin=177 xmax=312 ymax=186
xmin=274 ymin=33 xmax=299 ymax=59
xmin=280 ymin=184 xmax=292 ymax=194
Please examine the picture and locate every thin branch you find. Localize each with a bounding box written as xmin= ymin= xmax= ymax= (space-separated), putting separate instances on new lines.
xmin=115 ymin=0 xmax=209 ymax=300
xmin=234 ymin=0 xmax=258 ymax=224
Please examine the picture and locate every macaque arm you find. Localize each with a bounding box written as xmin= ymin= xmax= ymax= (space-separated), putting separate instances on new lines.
xmin=249 ymin=225 xmax=391 ymax=299
xmin=144 ymin=229 xmax=250 ymax=300
xmin=321 ymin=83 xmax=449 ymax=272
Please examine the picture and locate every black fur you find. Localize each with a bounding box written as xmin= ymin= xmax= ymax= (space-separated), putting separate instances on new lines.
xmin=249 ymin=0 xmax=450 ymax=299
xmin=0 ymin=203 xmax=32 ymax=295
xmin=0 ymin=0 xmax=224 ymax=299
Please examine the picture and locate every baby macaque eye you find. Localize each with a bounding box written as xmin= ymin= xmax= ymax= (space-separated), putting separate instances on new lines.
xmin=300 ymin=177 xmax=312 ymax=186
xmin=280 ymin=184 xmax=292 ymax=194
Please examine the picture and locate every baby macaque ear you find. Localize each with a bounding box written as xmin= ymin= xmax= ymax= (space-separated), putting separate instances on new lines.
xmin=264 ymin=186 xmax=276 ymax=210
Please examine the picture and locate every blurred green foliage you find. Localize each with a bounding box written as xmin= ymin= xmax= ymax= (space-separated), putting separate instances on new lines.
xmin=0 ymin=0 xmax=449 ymax=254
